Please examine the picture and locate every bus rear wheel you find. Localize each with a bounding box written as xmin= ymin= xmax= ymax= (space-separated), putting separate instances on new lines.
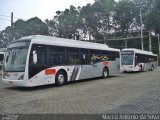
xmin=55 ymin=71 xmax=66 ymax=86
xmin=102 ymin=67 xmax=109 ymax=79
xmin=151 ymin=65 xmax=154 ymax=71
xmin=140 ymin=65 xmax=143 ymax=72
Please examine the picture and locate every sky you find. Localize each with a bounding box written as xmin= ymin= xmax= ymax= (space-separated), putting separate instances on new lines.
xmin=0 ymin=0 xmax=94 ymax=31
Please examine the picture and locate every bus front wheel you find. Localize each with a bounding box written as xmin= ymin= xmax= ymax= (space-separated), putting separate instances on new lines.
xmin=55 ymin=71 xmax=67 ymax=86
xmin=102 ymin=67 xmax=109 ymax=79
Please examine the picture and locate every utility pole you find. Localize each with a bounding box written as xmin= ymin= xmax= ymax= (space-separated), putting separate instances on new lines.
xmin=11 ymin=12 xmax=13 ymax=28
xmin=158 ymin=34 xmax=160 ymax=57
xmin=124 ymin=40 xmax=127 ymax=48
xmin=149 ymin=31 xmax=152 ymax=51
xmin=140 ymin=8 xmax=144 ymax=50
xmin=8 ymin=12 xmax=14 ymax=45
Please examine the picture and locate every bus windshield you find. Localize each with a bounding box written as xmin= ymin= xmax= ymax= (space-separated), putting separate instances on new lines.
xmin=121 ymin=51 xmax=134 ymax=65
xmin=3 ymin=41 xmax=30 ymax=72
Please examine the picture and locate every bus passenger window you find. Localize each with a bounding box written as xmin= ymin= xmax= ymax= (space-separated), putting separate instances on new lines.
xmin=49 ymin=46 xmax=65 ymax=66
xmin=67 ymin=48 xmax=80 ymax=65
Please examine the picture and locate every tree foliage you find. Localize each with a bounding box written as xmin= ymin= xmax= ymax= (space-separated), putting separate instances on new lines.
xmin=0 ymin=17 xmax=48 ymax=47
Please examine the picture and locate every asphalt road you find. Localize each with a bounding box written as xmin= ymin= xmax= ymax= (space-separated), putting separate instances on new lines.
xmin=0 ymin=68 xmax=160 ymax=115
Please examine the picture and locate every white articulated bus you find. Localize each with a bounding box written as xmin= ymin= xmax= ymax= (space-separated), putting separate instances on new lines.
xmin=121 ymin=48 xmax=158 ymax=72
xmin=2 ymin=35 xmax=120 ymax=87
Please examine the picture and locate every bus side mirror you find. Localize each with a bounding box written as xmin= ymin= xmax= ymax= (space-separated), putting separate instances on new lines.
xmin=33 ymin=50 xmax=37 ymax=64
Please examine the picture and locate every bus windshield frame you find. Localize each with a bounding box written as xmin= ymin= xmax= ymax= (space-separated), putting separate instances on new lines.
xmin=121 ymin=51 xmax=134 ymax=65
xmin=3 ymin=41 xmax=30 ymax=72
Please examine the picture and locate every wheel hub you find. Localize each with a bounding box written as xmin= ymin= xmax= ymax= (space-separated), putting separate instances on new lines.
xmin=104 ymin=70 xmax=108 ymax=77
xmin=58 ymin=74 xmax=64 ymax=84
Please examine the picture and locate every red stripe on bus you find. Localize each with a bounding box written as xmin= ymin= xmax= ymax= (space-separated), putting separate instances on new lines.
xmin=103 ymin=61 xmax=109 ymax=65
xmin=45 ymin=69 xmax=56 ymax=75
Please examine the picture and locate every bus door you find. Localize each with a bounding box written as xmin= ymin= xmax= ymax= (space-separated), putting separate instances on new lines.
xmin=79 ymin=49 xmax=93 ymax=79
xmin=29 ymin=44 xmax=52 ymax=84
xmin=91 ymin=61 xmax=101 ymax=77
xmin=90 ymin=51 xmax=102 ymax=77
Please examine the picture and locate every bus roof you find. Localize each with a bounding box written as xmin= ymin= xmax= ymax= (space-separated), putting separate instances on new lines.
xmin=14 ymin=35 xmax=120 ymax=52
xmin=121 ymin=48 xmax=157 ymax=56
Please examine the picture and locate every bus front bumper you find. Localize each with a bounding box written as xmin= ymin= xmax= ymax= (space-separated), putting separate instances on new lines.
xmin=120 ymin=66 xmax=139 ymax=72
xmin=2 ymin=79 xmax=33 ymax=87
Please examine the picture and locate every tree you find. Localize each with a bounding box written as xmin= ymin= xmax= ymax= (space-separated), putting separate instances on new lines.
xmin=93 ymin=0 xmax=116 ymax=40
xmin=25 ymin=17 xmax=49 ymax=36
xmin=53 ymin=5 xmax=82 ymax=39
xmin=79 ymin=0 xmax=116 ymax=41
xmin=0 ymin=17 xmax=49 ymax=47
xmin=145 ymin=0 xmax=160 ymax=34
xmin=113 ymin=0 xmax=139 ymax=37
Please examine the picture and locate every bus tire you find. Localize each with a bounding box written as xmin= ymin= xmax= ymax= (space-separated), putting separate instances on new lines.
xmin=102 ymin=67 xmax=109 ymax=79
xmin=151 ymin=65 xmax=154 ymax=71
xmin=140 ymin=65 xmax=143 ymax=72
xmin=55 ymin=70 xmax=67 ymax=86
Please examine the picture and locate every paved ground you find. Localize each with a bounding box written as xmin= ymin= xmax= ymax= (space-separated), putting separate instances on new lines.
xmin=0 ymin=68 xmax=160 ymax=116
